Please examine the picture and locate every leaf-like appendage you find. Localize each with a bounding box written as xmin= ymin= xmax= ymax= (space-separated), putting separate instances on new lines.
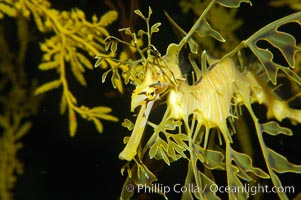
xmin=183 ymin=160 xmax=220 ymax=200
xmin=101 ymin=68 xmax=111 ymax=83
xmin=98 ymin=10 xmax=118 ymax=26
xmin=60 ymin=95 xmax=67 ymax=115
xmin=90 ymin=106 xmax=118 ymax=121
xmin=194 ymin=144 xmax=225 ymax=170
xmin=267 ymin=148 xmax=301 ymax=174
xmin=164 ymin=118 xmax=182 ymax=130
xmin=70 ymin=61 xmax=87 ymax=86
xmin=15 ymin=122 xmax=33 ymax=140
xmin=0 ymin=2 xmax=17 ymax=18
xmin=92 ymin=118 xmax=103 ymax=133
xmin=76 ymin=53 xmax=93 ymax=70
xmin=164 ymin=11 xmax=225 ymax=54
xmin=245 ymin=12 xmax=301 ymax=84
xmin=159 ymin=147 xmax=171 ymax=165
xmin=168 ymin=141 xmax=187 ymax=160
xmin=94 ymin=55 xmax=103 ymax=68
xmin=121 ymin=119 xmax=134 ymax=131
xmin=90 ymin=106 xmax=112 ymax=113
xmin=261 ymin=121 xmax=293 ymax=136
xmin=147 ymin=118 xmax=187 ymax=165
xmin=230 ymin=147 xmax=270 ymax=179
xmin=226 ymin=145 xmax=271 ymax=199
xmin=194 ymin=18 xmax=225 ymax=43
xmin=104 ymin=38 xmax=119 ymax=53
xmin=268 ymin=170 xmax=291 ymax=200
xmin=38 ymin=61 xmax=59 ymax=71
xmin=68 ymin=108 xmax=77 ymax=137
xmin=151 ymin=22 xmax=161 ymax=34
xmin=149 ymin=142 xmax=159 ymax=159
xmin=111 ymin=68 xmax=123 ymax=93
xmin=216 ymin=0 xmax=251 ymax=8
xmin=34 ymin=80 xmax=61 ymax=95
xmin=227 ymin=165 xmax=250 ymax=199
xmin=120 ymin=163 xmax=161 ymax=200
xmin=263 ymin=31 xmax=297 ymax=67
xmin=149 ymin=137 xmax=175 ymax=165
xmin=263 ymin=148 xmax=301 ymax=200
xmin=134 ymin=9 xmax=146 ymax=19
xmin=204 ymin=150 xmax=225 ymax=169
xmin=118 ymin=27 xmax=132 ymax=36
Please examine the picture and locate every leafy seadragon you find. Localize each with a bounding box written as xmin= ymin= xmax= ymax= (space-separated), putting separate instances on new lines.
xmin=96 ymin=0 xmax=301 ymax=199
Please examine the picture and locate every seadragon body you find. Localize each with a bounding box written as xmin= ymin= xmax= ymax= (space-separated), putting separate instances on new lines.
xmin=120 ymin=51 xmax=301 ymax=161
xmin=96 ymin=2 xmax=301 ymax=199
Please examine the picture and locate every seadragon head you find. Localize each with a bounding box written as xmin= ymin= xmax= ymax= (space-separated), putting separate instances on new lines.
xmin=119 ymin=52 xmax=182 ymax=161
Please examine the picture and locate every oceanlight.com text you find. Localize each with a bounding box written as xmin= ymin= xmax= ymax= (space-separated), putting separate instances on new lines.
xmin=126 ymin=183 xmax=295 ymax=196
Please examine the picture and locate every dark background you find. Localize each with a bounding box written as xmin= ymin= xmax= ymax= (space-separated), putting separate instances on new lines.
xmin=8 ymin=0 xmax=301 ymax=199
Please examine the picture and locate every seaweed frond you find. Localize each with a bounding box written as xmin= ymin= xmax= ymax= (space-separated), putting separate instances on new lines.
xmin=0 ymin=0 xmax=119 ymax=136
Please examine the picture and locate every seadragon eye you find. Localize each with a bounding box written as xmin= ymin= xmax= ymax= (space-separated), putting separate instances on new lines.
xmin=145 ymin=87 xmax=158 ymax=101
